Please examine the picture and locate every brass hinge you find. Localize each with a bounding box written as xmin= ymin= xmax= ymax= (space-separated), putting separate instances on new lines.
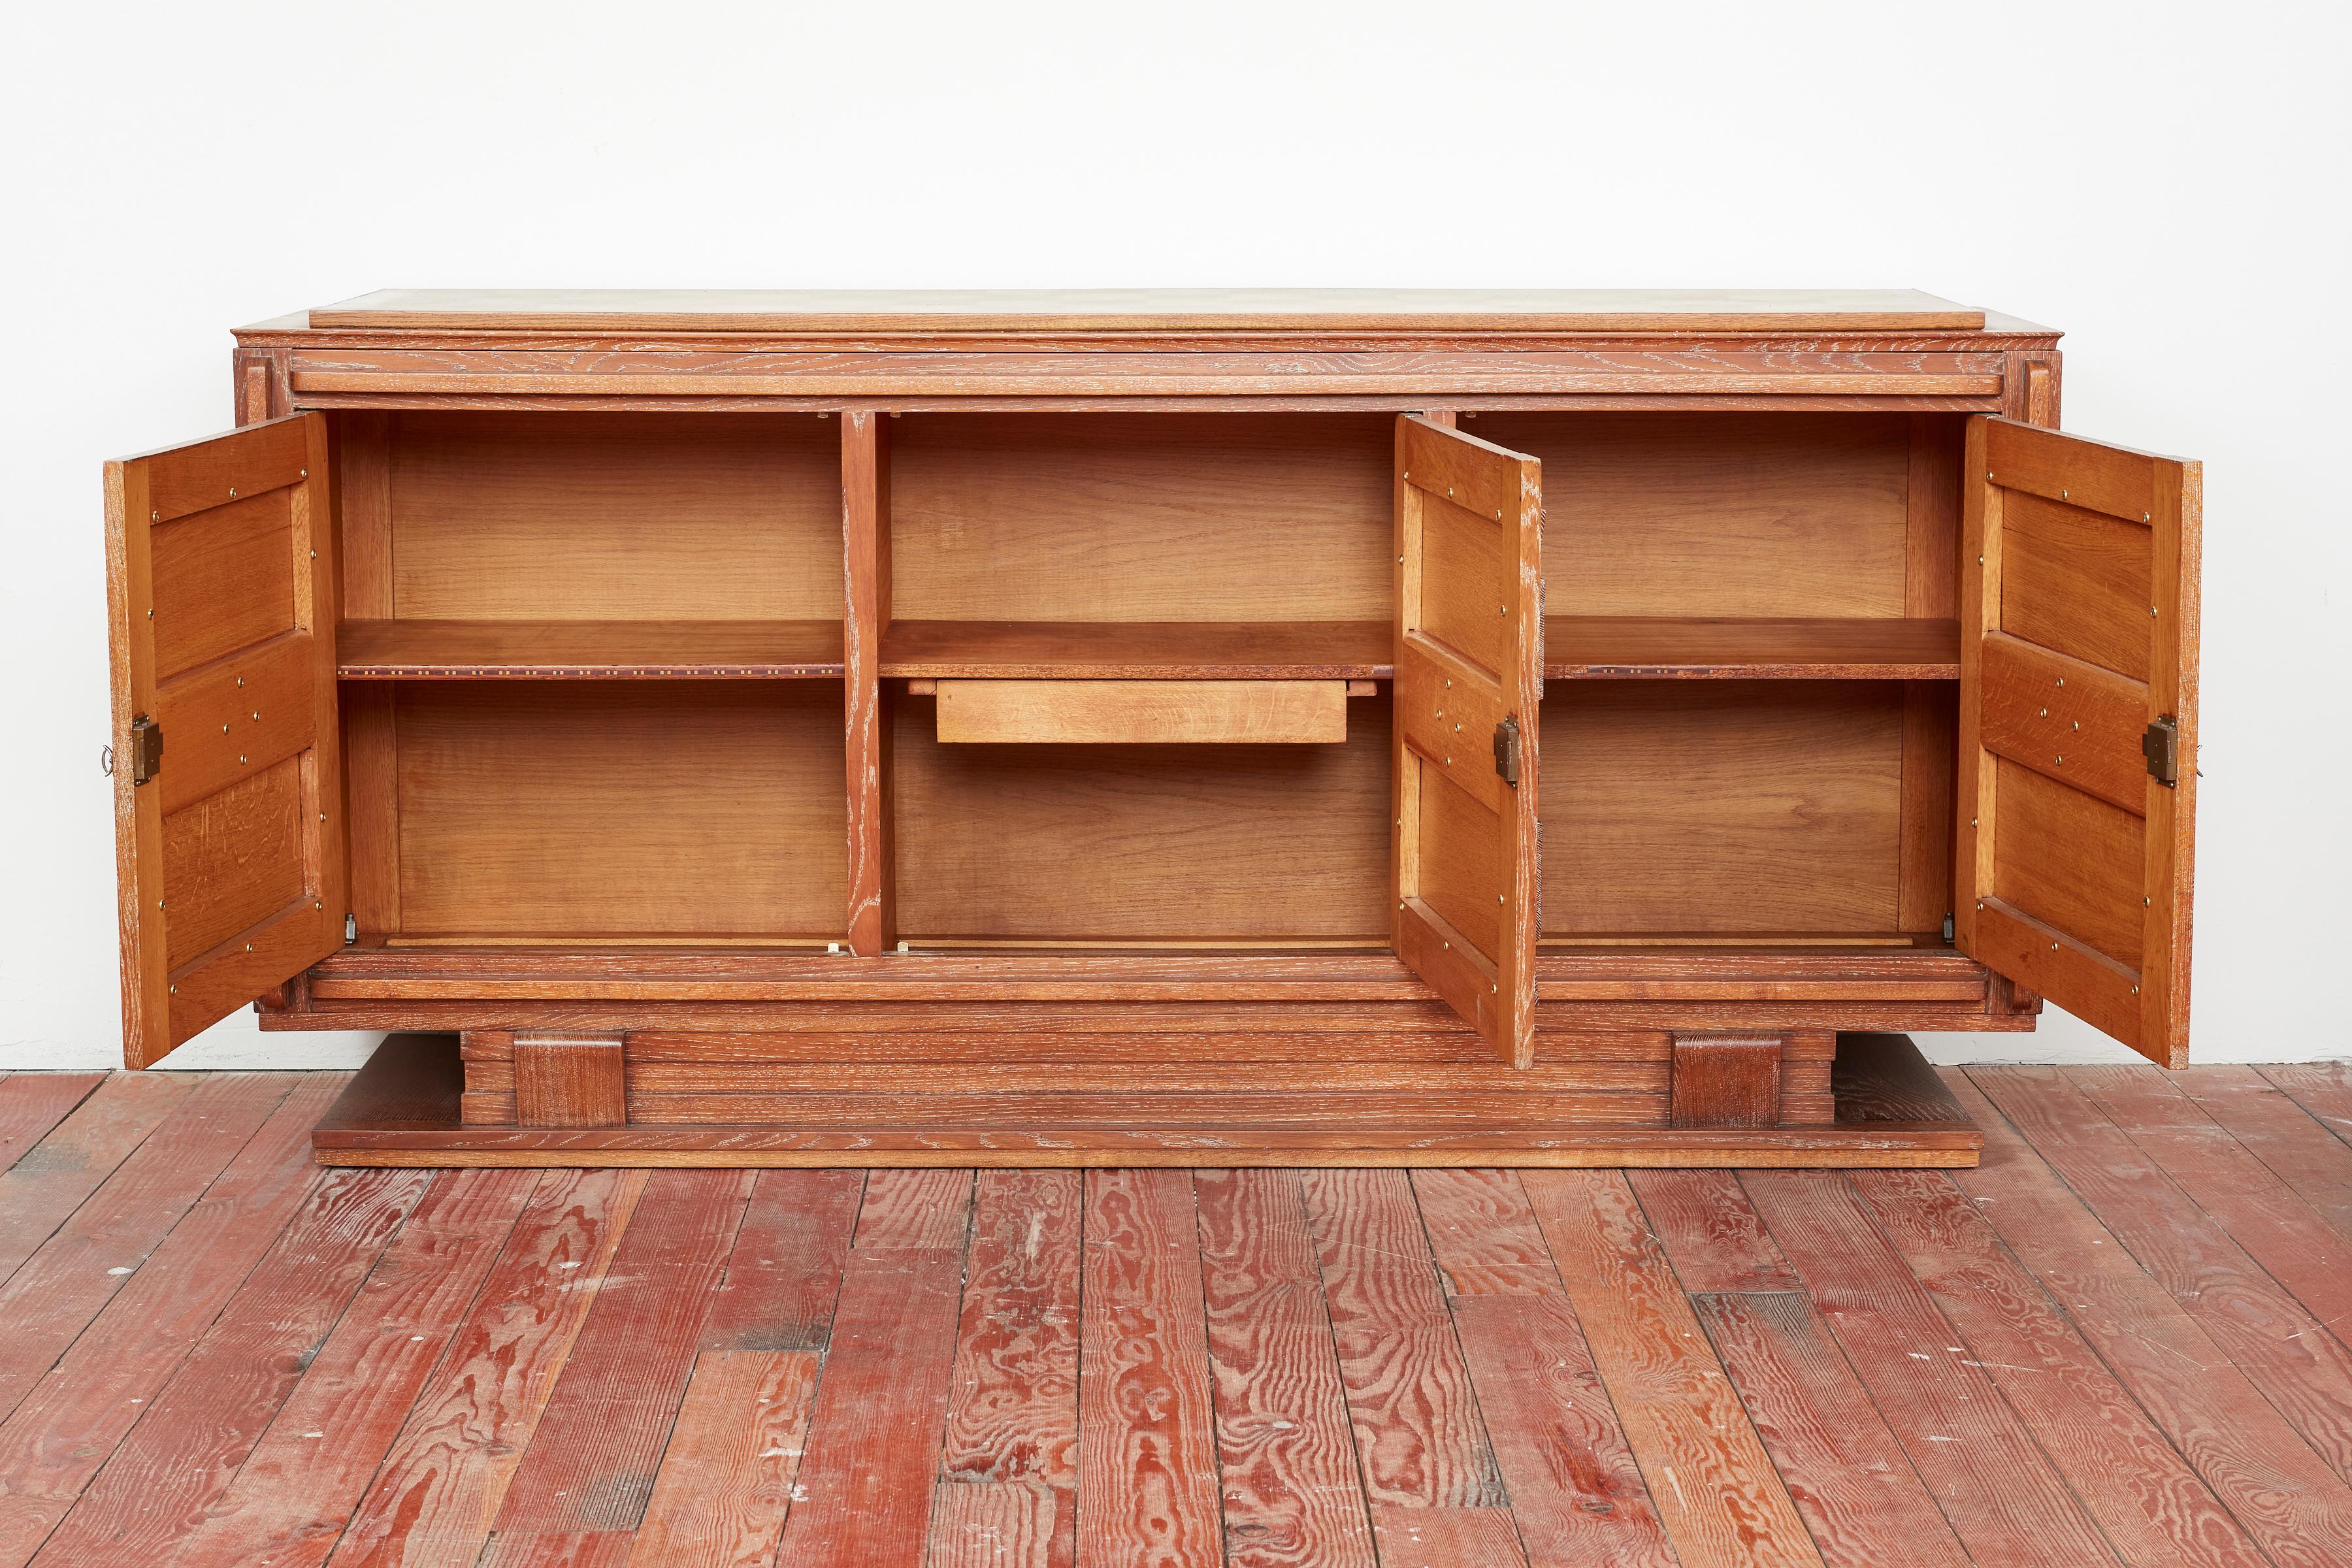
xmin=2142 ymin=716 xmax=2180 ymax=787
xmin=127 ymin=715 xmax=163 ymax=787
xmin=1492 ymin=715 xmax=1522 ymax=787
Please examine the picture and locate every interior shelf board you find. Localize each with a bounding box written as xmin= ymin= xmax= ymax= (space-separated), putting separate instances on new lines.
xmin=1544 ymin=616 xmax=1961 ymax=679
xmin=882 ymin=620 xmax=1394 ymax=680
xmin=337 ymin=619 xmax=847 ymax=679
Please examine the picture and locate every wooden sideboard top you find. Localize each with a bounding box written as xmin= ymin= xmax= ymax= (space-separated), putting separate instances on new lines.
xmin=291 ymin=287 xmax=1988 ymax=335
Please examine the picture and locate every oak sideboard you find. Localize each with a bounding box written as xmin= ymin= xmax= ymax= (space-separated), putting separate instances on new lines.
xmin=100 ymin=290 xmax=2201 ymax=1168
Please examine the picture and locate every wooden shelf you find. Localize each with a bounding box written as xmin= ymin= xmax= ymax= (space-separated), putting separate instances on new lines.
xmin=879 ymin=617 xmax=1957 ymax=683
xmin=337 ymin=619 xmax=845 ymax=679
xmin=333 ymin=615 xmax=1957 ymax=683
xmin=1544 ymin=617 xmax=1959 ymax=679
xmin=882 ymin=620 xmax=1392 ymax=680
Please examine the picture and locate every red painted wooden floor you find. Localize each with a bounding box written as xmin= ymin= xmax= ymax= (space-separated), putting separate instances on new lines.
xmin=2 ymin=1066 xmax=2351 ymax=1566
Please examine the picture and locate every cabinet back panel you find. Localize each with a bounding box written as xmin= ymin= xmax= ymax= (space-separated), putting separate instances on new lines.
xmin=1474 ymin=412 xmax=1910 ymax=617
xmin=895 ymin=695 xmax=1390 ymax=941
xmin=890 ymin=414 xmax=1394 ymax=621
xmin=392 ymin=682 xmax=847 ymax=938
xmin=385 ymin=413 xmax=843 ymax=621
xmin=1540 ymin=683 xmax=1903 ymax=934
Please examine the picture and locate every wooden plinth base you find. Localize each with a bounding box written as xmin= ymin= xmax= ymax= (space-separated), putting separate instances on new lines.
xmin=312 ymin=1031 xmax=1979 ymax=1167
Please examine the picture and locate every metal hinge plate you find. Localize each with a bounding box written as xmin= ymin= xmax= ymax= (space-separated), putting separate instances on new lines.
xmin=344 ymin=913 xmax=357 ymax=945
xmin=1492 ymin=715 xmax=1522 ymax=787
xmin=2142 ymin=716 xmax=2180 ymax=787
xmin=128 ymin=715 xmax=163 ymax=787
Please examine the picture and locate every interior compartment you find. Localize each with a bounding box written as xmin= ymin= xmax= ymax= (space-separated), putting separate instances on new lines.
xmin=1477 ymin=410 xmax=1918 ymax=617
xmin=885 ymin=412 xmax=1394 ymax=676
xmin=324 ymin=405 xmax=1967 ymax=958
xmin=893 ymin=693 xmax=1391 ymax=945
xmin=374 ymin=681 xmax=847 ymax=944
xmin=1539 ymin=683 xmax=1906 ymax=937
xmin=331 ymin=410 xmax=851 ymax=949
xmin=340 ymin=409 xmax=843 ymax=629
xmin=1481 ymin=411 xmax=1963 ymax=947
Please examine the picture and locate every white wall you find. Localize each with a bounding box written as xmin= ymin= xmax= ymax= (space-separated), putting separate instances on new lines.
xmin=3 ymin=0 xmax=2344 ymax=1070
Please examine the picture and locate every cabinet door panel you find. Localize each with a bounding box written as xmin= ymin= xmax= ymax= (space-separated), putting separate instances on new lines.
xmin=1955 ymin=416 xmax=2200 ymax=1066
xmin=1392 ymin=415 xmax=1543 ymax=1064
xmin=106 ymin=414 xmax=345 ymax=1066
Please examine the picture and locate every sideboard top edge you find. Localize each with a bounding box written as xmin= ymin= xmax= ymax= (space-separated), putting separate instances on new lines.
xmin=280 ymin=287 xmax=2006 ymax=336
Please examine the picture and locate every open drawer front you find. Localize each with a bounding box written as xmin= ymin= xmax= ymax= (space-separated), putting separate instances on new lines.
xmin=930 ymin=678 xmax=1351 ymax=743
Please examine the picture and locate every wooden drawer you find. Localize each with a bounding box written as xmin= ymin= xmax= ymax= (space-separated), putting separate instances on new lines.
xmin=932 ymin=679 xmax=1348 ymax=743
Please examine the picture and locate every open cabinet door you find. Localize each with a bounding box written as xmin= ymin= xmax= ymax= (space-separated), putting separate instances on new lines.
xmin=1392 ymin=415 xmax=1543 ymax=1066
xmin=105 ymin=415 xmax=346 ymax=1066
xmin=1955 ymin=416 xmax=2201 ymax=1066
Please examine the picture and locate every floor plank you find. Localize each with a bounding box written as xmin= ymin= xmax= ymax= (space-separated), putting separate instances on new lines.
xmin=771 ymin=1245 xmax=966 ymax=1568
xmin=1077 ymin=1169 xmax=1223 ymax=1568
xmin=941 ymin=1171 xmax=1080 ymax=1568
xmin=147 ymin=1169 xmax=541 ymax=1568
xmin=1524 ymin=1170 xmax=1820 ymax=1568
xmin=493 ymin=1169 xmax=751 ymax=1536
xmin=1197 ymin=1168 xmax=1377 ymax=1568
xmin=1627 ymin=1169 xmax=1803 ymax=1294
xmin=928 ymin=1478 xmax=1059 ymax=1568
xmin=2073 ymin=1064 xmax=2352 ymax=1351
xmin=27 ymin=1166 xmax=431 ymax=1568
xmin=1688 ymin=1290 xmax=1968 ymax=1568
xmin=1408 ymin=1169 xmax=1560 ymax=1296
xmin=1944 ymin=1068 xmax=2352 ymax=1568
xmin=1854 ymin=1166 xmax=2268 ymax=1568
xmin=1741 ymin=1169 xmax=2119 ymax=1568
xmin=0 ymin=1073 xmax=195 ymax=1286
xmin=2178 ymin=1064 xmax=2352 ymax=1241
xmin=1299 ymin=1169 xmax=1502 ymax=1507
xmin=624 ymin=1350 xmax=816 ymax=1568
xmin=327 ymin=1167 xmax=645 ymax=1568
xmin=854 ymin=1168 xmax=974 ymax=1250
xmin=0 ymin=1075 xmax=291 ymax=1428
xmin=476 ymin=1529 xmax=632 ymax=1567
xmin=1972 ymin=1064 xmax=2352 ymax=1483
xmin=698 ymin=1169 xmax=860 ymax=1353
xmin=0 ymin=1074 xmax=104 ymax=1173
xmin=1450 ymin=1292 xmax=1674 ymax=1568
xmin=943 ymin=1170 xmax=1081 ymax=1486
xmin=0 ymin=1076 xmax=340 ymax=1567
xmin=1365 ymin=1505 xmax=1527 ymax=1567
